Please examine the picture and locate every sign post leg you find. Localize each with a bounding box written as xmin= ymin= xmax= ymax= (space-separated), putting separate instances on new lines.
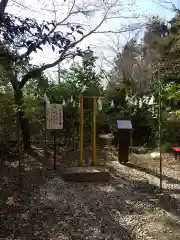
xmin=53 ymin=131 xmax=57 ymax=170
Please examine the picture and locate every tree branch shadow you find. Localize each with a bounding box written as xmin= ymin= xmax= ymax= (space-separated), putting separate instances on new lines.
xmin=2 ymin=148 xmax=180 ymax=239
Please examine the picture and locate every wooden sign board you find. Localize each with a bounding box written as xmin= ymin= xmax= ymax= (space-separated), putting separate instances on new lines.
xmin=46 ymin=104 xmax=63 ymax=130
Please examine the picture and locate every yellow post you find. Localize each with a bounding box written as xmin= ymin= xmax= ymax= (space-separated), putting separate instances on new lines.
xmin=79 ymin=96 xmax=84 ymax=166
xmin=92 ymin=96 xmax=97 ymax=166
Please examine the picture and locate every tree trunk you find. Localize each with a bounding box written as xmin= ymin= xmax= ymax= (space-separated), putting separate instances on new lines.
xmin=14 ymin=88 xmax=31 ymax=151
xmin=19 ymin=112 xmax=31 ymax=151
xmin=0 ymin=0 xmax=9 ymax=23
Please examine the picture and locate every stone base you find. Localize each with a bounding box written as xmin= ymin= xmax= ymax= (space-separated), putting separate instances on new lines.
xmin=62 ymin=167 xmax=110 ymax=182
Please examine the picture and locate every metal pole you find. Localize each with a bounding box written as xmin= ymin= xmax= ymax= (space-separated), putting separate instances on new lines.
xmin=158 ymin=68 xmax=163 ymax=192
xmin=79 ymin=96 xmax=84 ymax=166
xmin=92 ymin=96 xmax=97 ymax=166
xmin=17 ymin=112 xmax=22 ymax=191
xmin=44 ymin=102 xmax=47 ymax=157
xmin=58 ymin=63 xmax=60 ymax=84
xmin=53 ymin=4 xmax=61 ymax=85
xmin=129 ymin=89 xmax=132 ymax=159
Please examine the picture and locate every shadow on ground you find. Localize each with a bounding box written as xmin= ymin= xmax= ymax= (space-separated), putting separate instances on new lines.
xmin=121 ymin=161 xmax=180 ymax=219
xmin=0 ymin=146 xmax=111 ymax=239
xmin=124 ymin=162 xmax=180 ymax=184
xmin=1 ymin=148 xmax=180 ymax=239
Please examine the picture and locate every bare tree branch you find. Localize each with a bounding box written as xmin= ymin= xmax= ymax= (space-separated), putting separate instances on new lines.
xmin=51 ymin=0 xmax=76 ymax=25
xmin=153 ymin=0 xmax=179 ymax=12
xmin=18 ymin=20 xmax=142 ymax=63
xmin=4 ymin=0 xmax=146 ymax=90
xmin=15 ymin=0 xmax=97 ymax=61
xmin=8 ymin=0 xmax=143 ymax=64
xmin=95 ymin=23 xmax=144 ymax=34
xmin=98 ymin=25 xmax=142 ymax=87
xmin=10 ymin=0 xmax=42 ymax=14
xmin=16 ymin=0 xmax=76 ymax=61
xmin=20 ymin=8 xmax=110 ymax=88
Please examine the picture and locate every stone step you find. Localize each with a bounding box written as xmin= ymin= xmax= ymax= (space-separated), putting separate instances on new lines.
xmin=62 ymin=166 xmax=110 ymax=182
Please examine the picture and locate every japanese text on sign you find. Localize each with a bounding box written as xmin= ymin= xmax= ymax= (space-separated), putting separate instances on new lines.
xmin=46 ymin=104 xmax=63 ymax=129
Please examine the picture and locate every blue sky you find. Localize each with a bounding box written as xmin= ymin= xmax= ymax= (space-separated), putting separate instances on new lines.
xmin=136 ymin=0 xmax=177 ymax=18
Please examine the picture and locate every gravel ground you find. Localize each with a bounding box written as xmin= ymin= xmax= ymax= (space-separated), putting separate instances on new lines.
xmin=30 ymin=155 xmax=180 ymax=240
xmin=2 ymin=150 xmax=180 ymax=239
xmin=127 ymin=153 xmax=180 ymax=194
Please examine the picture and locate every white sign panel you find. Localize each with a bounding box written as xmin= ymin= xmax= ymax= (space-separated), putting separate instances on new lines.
xmin=46 ymin=104 xmax=63 ymax=130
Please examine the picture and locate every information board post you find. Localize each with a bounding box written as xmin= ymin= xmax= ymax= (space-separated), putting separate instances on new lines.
xmin=46 ymin=104 xmax=63 ymax=170
xmin=116 ymin=120 xmax=132 ymax=163
xmin=53 ymin=130 xmax=57 ymax=170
